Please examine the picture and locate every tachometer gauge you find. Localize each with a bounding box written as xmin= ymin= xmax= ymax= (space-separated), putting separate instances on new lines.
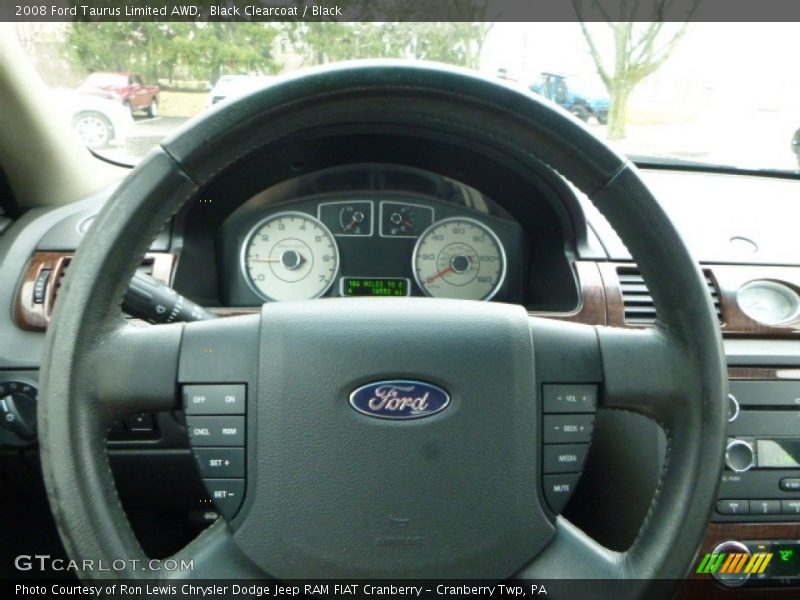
xmin=737 ymin=280 xmax=800 ymax=326
xmin=242 ymin=212 xmax=339 ymax=301
xmin=413 ymin=217 xmax=506 ymax=301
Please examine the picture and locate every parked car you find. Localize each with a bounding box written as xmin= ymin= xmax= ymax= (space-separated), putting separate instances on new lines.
xmin=530 ymin=72 xmax=609 ymax=124
xmin=206 ymin=74 xmax=275 ymax=109
xmin=58 ymin=90 xmax=134 ymax=149
xmin=78 ymin=71 xmax=160 ymax=117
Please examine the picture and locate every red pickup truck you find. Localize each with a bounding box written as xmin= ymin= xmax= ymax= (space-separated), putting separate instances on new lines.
xmin=78 ymin=71 xmax=160 ymax=117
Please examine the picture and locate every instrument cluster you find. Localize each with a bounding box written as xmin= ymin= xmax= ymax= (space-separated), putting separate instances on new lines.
xmin=222 ymin=195 xmax=525 ymax=306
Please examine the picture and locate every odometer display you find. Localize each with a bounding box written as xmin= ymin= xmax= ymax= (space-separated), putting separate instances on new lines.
xmin=413 ymin=218 xmax=506 ymax=301
xmin=242 ymin=212 xmax=339 ymax=301
xmin=342 ymin=277 xmax=410 ymax=297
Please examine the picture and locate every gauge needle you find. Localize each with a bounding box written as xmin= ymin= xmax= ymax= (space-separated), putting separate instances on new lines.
xmin=248 ymin=258 xmax=281 ymax=263
xmin=426 ymin=266 xmax=454 ymax=284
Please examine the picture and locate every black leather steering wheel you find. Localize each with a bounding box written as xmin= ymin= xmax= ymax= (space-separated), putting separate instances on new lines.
xmin=38 ymin=62 xmax=727 ymax=597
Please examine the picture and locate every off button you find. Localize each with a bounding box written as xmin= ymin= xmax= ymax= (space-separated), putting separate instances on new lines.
xmin=183 ymin=384 xmax=245 ymax=415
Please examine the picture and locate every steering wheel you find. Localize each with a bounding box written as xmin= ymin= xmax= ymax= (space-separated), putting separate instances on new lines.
xmin=38 ymin=62 xmax=726 ymax=597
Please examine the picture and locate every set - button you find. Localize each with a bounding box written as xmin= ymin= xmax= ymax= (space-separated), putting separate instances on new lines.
xmin=541 ymin=383 xmax=597 ymax=514
xmin=184 ymin=383 xmax=246 ymax=520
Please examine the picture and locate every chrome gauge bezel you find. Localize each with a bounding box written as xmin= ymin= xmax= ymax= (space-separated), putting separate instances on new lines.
xmin=736 ymin=279 xmax=800 ymax=326
xmin=240 ymin=211 xmax=340 ymax=302
xmin=412 ymin=216 xmax=507 ymax=301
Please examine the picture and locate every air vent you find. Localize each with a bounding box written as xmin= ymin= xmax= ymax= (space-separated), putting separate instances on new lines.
xmin=17 ymin=252 xmax=175 ymax=332
xmin=617 ymin=267 xmax=722 ymax=325
xmin=51 ymin=256 xmax=157 ymax=306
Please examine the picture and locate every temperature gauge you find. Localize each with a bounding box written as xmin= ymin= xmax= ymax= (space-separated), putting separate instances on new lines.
xmin=318 ymin=200 xmax=373 ymax=237
xmin=380 ymin=201 xmax=434 ymax=238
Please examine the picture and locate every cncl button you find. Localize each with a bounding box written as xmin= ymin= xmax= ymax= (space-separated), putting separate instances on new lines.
xmin=186 ymin=416 xmax=244 ymax=446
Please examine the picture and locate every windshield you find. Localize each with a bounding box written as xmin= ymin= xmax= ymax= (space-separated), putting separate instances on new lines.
xmin=14 ymin=21 xmax=800 ymax=172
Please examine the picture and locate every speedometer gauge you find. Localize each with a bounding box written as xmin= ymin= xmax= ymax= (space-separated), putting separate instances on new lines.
xmin=242 ymin=212 xmax=339 ymax=301
xmin=413 ymin=218 xmax=506 ymax=301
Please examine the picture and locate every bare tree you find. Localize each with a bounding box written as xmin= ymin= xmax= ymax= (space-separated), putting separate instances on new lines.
xmin=573 ymin=0 xmax=699 ymax=139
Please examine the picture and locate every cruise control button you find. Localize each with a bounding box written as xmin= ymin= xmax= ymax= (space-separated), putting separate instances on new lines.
xmin=716 ymin=499 xmax=750 ymax=515
xmin=543 ymin=444 xmax=589 ymax=474
xmin=193 ymin=448 xmax=245 ymax=478
xmin=782 ymin=500 xmax=800 ymax=516
xmin=183 ymin=384 xmax=246 ymax=415
xmin=542 ymin=384 xmax=597 ymax=414
xmin=186 ymin=416 xmax=245 ymax=446
xmin=780 ymin=478 xmax=800 ymax=491
xmin=543 ymin=474 xmax=580 ymax=514
xmin=752 ymin=500 xmax=781 ymax=515
xmin=203 ymin=479 xmax=245 ymax=520
xmin=543 ymin=415 xmax=594 ymax=444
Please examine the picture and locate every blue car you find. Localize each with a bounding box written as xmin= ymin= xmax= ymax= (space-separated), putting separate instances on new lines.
xmin=530 ymin=72 xmax=609 ymax=124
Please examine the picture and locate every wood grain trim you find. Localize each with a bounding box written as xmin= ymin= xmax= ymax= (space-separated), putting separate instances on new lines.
xmin=601 ymin=262 xmax=800 ymax=336
xmin=15 ymin=251 xmax=176 ymax=332
xmin=729 ymin=368 xmax=800 ymax=380
xmin=15 ymin=252 xmax=69 ymax=331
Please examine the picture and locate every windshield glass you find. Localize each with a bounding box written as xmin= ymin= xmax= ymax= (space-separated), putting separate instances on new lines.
xmin=13 ymin=21 xmax=800 ymax=171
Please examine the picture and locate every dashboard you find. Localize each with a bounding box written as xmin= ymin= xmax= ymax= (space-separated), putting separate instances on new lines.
xmin=4 ymin=156 xmax=800 ymax=592
xmin=219 ymin=195 xmax=525 ymax=304
xmin=168 ymin=162 xmax=580 ymax=313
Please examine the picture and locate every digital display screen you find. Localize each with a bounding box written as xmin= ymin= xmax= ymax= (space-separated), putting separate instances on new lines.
xmin=756 ymin=439 xmax=800 ymax=468
xmin=342 ymin=278 xmax=409 ymax=297
xmin=769 ymin=544 xmax=800 ymax=577
xmin=748 ymin=541 xmax=800 ymax=578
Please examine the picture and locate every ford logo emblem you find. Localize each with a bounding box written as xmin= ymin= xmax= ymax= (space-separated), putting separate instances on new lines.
xmin=349 ymin=380 xmax=450 ymax=420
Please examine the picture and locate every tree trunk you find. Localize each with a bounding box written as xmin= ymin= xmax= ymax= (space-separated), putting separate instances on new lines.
xmin=607 ymin=83 xmax=631 ymax=140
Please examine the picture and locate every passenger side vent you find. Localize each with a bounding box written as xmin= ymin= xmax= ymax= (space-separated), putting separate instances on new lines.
xmin=617 ymin=267 xmax=722 ymax=325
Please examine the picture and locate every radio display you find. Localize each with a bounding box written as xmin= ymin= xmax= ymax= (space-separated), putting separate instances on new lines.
xmin=342 ymin=277 xmax=409 ymax=297
xmin=756 ymin=439 xmax=800 ymax=469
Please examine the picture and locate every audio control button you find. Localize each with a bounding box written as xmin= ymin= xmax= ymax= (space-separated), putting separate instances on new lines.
xmin=780 ymin=478 xmax=800 ymax=491
xmin=781 ymin=500 xmax=800 ymax=515
xmin=543 ymin=444 xmax=589 ymax=474
xmin=543 ymin=415 xmax=594 ymax=444
xmin=726 ymin=439 xmax=755 ymax=472
xmin=716 ymin=499 xmax=750 ymax=515
xmin=752 ymin=500 xmax=781 ymax=515
xmin=543 ymin=473 xmax=580 ymax=514
xmin=542 ymin=384 xmax=597 ymax=414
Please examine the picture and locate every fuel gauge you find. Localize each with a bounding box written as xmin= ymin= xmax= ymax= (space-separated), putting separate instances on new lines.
xmin=380 ymin=201 xmax=434 ymax=238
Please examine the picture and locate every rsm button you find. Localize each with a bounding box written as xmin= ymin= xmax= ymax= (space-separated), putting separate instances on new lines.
xmin=186 ymin=416 xmax=245 ymax=446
